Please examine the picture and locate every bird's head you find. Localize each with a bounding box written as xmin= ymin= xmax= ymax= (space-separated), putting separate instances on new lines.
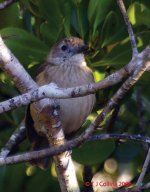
xmin=47 ymin=37 xmax=88 ymax=66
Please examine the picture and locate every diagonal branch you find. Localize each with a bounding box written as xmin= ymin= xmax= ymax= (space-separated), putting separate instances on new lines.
xmin=1 ymin=132 xmax=150 ymax=166
xmin=48 ymin=101 xmax=79 ymax=192
xmin=0 ymin=68 xmax=128 ymax=114
xmin=117 ymin=0 xmax=138 ymax=56
xmin=0 ymin=36 xmax=79 ymax=192
xmin=0 ymin=46 xmax=149 ymax=166
xmin=136 ymin=147 xmax=150 ymax=187
xmin=0 ymin=0 xmax=18 ymax=10
xmin=142 ymin=182 xmax=150 ymax=190
xmin=0 ymin=49 xmax=148 ymax=115
xmin=0 ymin=120 xmax=26 ymax=158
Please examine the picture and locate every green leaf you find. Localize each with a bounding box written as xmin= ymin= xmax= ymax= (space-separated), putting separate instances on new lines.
xmin=101 ymin=11 xmax=127 ymax=47
xmin=3 ymin=165 xmax=26 ymax=192
xmin=93 ymin=70 xmax=105 ymax=82
xmin=114 ymin=141 xmax=142 ymax=162
xmin=62 ymin=1 xmax=72 ymax=37
xmin=28 ymin=0 xmax=42 ymax=17
xmin=38 ymin=0 xmax=63 ymax=22
xmin=72 ymin=139 xmax=115 ymax=165
xmin=38 ymin=0 xmax=65 ymax=43
xmin=40 ymin=23 xmax=58 ymax=47
xmin=92 ymin=39 xmax=132 ymax=67
xmin=0 ymin=167 xmax=6 ymax=192
xmin=128 ymin=2 xmax=150 ymax=28
xmin=26 ymin=169 xmax=59 ymax=192
xmin=0 ymin=28 xmax=49 ymax=66
xmin=0 ymin=2 xmax=20 ymax=28
xmin=21 ymin=0 xmax=41 ymax=18
xmin=136 ymin=31 xmax=150 ymax=50
xmin=93 ymin=29 xmax=150 ymax=68
xmin=88 ymin=0 xmax=113 ymax=37
xmin=120 ymin=102 xmax=138 ymax=130
xmin=71 ymin=0 xmax=89 ymax=38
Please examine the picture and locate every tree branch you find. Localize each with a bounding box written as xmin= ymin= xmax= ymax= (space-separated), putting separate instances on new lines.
xmin=136 ymin=147 xmax=150 ymax=187
xmin=0 ymin=3 xmax=149 ymax=188
xmin=90 ymin=133 xmax=150 ymax=144
xmin=0 ymin=69 xmax=127 ymax=114
xmin=0 ymin=50 xmax=149 ymax=115
xmin=117 ymin=0 xmax=138 ymax=56
xmin=0 ymin=42 xmax=149 ymax=166
xmin=0 ymin=0 xmax=18 ymax=10
xmin=0 ymin=37 xmax=37 ymax=92
xmin=142 ymin=182 xmax=150 ymax=190
xmin=0 ymin=36 xmax=80 ymax=192
xmin=0 ymin=120 xmax=26 ymax=158
xmin=47 ymin=101 xmax=80 ymax=192
xmin=0 ymin=38 xmax=149 ymax=167
xmin=1 ymin=133 xmax=150 ymax=166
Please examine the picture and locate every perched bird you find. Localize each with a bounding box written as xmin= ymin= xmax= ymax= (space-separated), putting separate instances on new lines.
xmin=25 ymin=37 xmax=95 ymax=169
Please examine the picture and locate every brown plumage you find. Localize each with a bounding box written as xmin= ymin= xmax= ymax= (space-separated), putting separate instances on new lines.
xmin=25 ymin=37 xmax=95 ymax=169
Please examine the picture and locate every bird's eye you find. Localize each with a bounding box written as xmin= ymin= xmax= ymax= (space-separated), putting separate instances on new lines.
xmin=61 ymin=45 xmax=67 ymax=51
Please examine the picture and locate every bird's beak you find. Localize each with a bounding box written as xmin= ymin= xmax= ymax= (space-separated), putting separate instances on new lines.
xmin=72 ymin=44 xmax=89 ymax=54
xmin=78 ymin=44 xmax=89 ymax=53
xmin=80 ymin=45 xmax=89 ymax=53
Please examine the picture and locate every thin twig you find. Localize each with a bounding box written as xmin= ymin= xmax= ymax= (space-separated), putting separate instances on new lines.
xmin=117 ymin=0 xmax=138 ymax=56
xmin=90 ymin=134 xmax=150 ymax=144
xmin=0 ymin=35 xmax=79 ymax=192
xmin=0 ymin=0 xmax=18 ymax=10
xmin=136 ymin=147 xmax=150 ymax=187
xmin=0 ymin=37 xmax=148 ymax=116
xmin=142 ymin=182 xmax=150 ymax=190
xmin=1 ymin=133 xmax=150 ymax=166
xmin=0 ymin=55 xmax=148 ymax=115
xmin=0 ymin=67 xmax=130 ymax=114
xmin=0 ymin=46 xmax=149 ymax=166
xmin=0 ymin=120 xmax=26 ymax=158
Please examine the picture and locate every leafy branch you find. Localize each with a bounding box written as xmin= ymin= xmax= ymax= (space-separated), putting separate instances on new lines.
xmin=0 ymin=0 xmax=150 ymax=192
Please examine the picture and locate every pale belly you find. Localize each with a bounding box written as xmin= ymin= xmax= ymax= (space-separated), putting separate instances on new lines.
xmin=34 ymin=64 xmax=95 ymax=135
xmin=58 ymin=93 xmax=95 ymax=134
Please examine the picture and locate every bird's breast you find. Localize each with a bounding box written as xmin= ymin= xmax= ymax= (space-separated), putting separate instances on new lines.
xmin=34 ymin=64 xmax=95 ymax=134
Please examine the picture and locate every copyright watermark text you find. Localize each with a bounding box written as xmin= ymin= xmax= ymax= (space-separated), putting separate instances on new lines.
xmin=85 ymin=181 xmax=132 ymax=187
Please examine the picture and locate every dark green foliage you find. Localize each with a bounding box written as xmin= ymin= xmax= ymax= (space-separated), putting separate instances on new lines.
xmin=0 ymin=0 xmax=150 ymax=191
xmin=72 ymin=139 xmax=115 ymax=165
xmin=114 ymin=141 xmax=143 ymax=162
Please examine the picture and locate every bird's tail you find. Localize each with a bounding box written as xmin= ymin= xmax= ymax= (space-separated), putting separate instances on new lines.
xmin=25 ymin=106 xmax=52 ymax=170
xmin=29 ymin=137 xmax=52 ymax=170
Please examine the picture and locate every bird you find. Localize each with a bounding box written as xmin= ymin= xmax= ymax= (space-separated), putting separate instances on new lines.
xmin=25 ymin=37 xmax=96 ymax=169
